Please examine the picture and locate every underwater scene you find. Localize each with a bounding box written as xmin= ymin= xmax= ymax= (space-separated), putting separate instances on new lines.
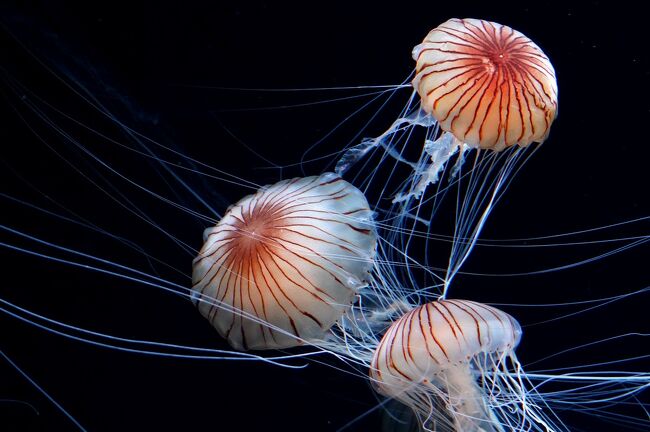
xmin=1 ymin=2 xmax=648 ymax=431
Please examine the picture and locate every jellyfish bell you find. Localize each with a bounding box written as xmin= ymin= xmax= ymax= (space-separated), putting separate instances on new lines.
xmin=369 ymin=299 xmax=554 ymax=432
xmin=192 ymin=172 xmax=377 ymax=350
xmin=412 ymin=18 xmax=558 ymax=151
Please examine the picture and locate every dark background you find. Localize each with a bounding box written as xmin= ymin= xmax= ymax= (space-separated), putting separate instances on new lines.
xmin=1 ymin=1 xmax=648 ymax=431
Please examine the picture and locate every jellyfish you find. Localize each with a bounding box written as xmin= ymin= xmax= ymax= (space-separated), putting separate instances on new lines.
xmin=370 ymin=299 xmax=554 ymax=432
xmin=413 ymin=18 xmax=557 ymax=151
xmin=192 ymin=172 xmax=377 ymax=350
xmin=336 ymin=18 xmax=558 ymax=297
xmin=337 ymin=17 xmax=558 ymax=176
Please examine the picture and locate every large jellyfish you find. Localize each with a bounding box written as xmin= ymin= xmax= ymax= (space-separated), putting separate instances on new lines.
xmin=192 ymin=173 xmax=376 ymax=350
xmin=336 ymin=18 xmax=558 ymax=296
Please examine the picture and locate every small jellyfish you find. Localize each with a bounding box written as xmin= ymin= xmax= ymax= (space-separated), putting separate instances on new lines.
xmin=192 ymin=172 xmax=377 ymax=350
xmin=370 ymin=299 xmax=554 ymax=432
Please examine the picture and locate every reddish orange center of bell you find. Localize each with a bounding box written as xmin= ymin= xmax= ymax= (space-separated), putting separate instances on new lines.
xmin=489 ymin=49 xmax=511 ymax=65
xmin=235 ymin=208 xmax=282 ymax=251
